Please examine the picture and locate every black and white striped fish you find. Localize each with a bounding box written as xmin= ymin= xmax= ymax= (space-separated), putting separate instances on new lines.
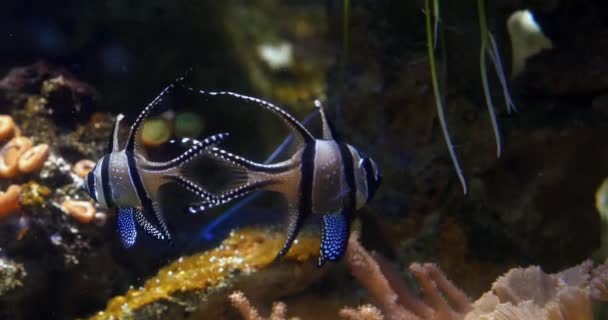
xmin=83 ymin=81 xmax=227 ymax=248
xmin=184 ymin=88 xmax=382 ymax=266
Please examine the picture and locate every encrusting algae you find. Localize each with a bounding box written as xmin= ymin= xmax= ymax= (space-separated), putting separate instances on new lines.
xmin=91 ymin=228 xmax=322 ymax=320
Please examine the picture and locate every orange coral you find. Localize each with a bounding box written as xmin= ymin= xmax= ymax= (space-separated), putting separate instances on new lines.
xmin=18 ymin=144 xmax=49 ymax=174
xmin=61 ymin=200 xmax=96 ymax=224
xmin=340 ymin=305 xmax=384 ymax=320
xmin=344 ymin=232 xmax=471 ymax=320
xmin=73 ymin=159 xmax=95 ymax=178
xmin=229 ymin=291 xmax=289 ymax=320
xmin=0 ymin=184 xmax=22 ymax=219
xmin=0 ymin=137 xmax=33 ymax=178
xmin=0 ymin=115 xmax=15 ymax=141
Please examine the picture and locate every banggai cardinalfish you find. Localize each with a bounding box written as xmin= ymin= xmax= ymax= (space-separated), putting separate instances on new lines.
xmin=182 ymin=87 xmax=382 ymax=266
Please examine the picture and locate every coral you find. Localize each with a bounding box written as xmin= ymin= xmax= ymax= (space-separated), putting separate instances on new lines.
xmin=0 ymin=185 xmax=22 ymax=220
xmin=0 ymin=256 xmax=26 ymax=296
xmin=140 ymin=118 xmax=172 ymax=147
xmin=18 ymin=181 xmax=52 ymax=207
xmin=229 ymin=291 xmax=289 ymax=320
xmin=72 ymin=159 xmax=95 ymax=178
xmin=464 ymin=264 xmax=594 ymax=320
xmin=339 ymin=305 xmax=384 ymax=320
xmin=345 ymin=232 xmax=471 ymax=320
xmin=61 ymin=200 xmax=96 ymax=224
xmin=91 ymin=228 xmax=323 ymax=320
xmin=590 ymin=259 xmax=608 ymax=301
xmin=17 ymin=144 xmax=49 ymax=174
xmin=0 ymin=115 xmax=15 ymax=141
xmin=0 ymin=137 xmax=33 ymax=179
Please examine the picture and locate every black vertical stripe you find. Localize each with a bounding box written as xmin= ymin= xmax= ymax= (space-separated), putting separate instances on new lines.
xmin=100 ymin=155 xmax=113 ymax=208
xmin=338 ymin=144 xmax=356 ymax=213
xmin=299 ymin=142 xmax=316 ymax=216
xmin=87 ymin=170 xmax=97 ymax=201
xmin=125 ymin=150 xmax=163 ymax=236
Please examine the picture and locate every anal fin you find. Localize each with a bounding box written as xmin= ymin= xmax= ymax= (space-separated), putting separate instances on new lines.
xmin=134 ymin=207 xmax=166 ymax=240
xmin=318 ymin=211 xmax=350 ymax=267
xmin=274 ymin=205 xmax=307 ymax=262
xmin=117 ymin=208 xmax=138 ymax=248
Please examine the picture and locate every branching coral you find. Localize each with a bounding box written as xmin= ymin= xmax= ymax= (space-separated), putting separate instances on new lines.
xmin=340 ymin=305 xmax=384 ymax=320
xmin=345 ymin=232 xmax=471 ymax=320
xmin=230 ymin=235 xmax=607 ymax=320
xmin=229 ymin=291 xmax=289 ymax=320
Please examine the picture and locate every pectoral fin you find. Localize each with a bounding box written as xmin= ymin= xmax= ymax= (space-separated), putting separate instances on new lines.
xmin=117 ymin=208 xmax=138 ymax=248
xmin=318 ymin=211 xmax=350 ymax=266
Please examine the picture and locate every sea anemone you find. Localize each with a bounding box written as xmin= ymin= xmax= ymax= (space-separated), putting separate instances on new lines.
xmin=61 ymin=199 xmax=96 ymax=224
xmin=73 ymin=159 xmax=95 ymax=178
xmin=18 ymin=144 xmax=49 ymax=174
xmin=0 ymin=185 xmax=22 ymax=220
xmin=0 ymin=115 xmax=16 ymax=141
xmin=0 ymin=137 xmax=33 ymax=179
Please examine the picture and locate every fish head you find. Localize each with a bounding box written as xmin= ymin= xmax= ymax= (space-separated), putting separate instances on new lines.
xmin=83 ymin=155 xmax=111 ymax=210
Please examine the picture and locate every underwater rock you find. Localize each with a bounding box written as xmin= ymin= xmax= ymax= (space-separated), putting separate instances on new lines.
xmin=0 ymin=62 xmax=98 ymax=127
xmin=91 ymin=228 xmax=326 ymax=320
xmin=0 ymin=255 xmax=26 ymax=296
xmin=474 ymin=128 xmax=606 ymax=270
xmin=220 ymin=0 xmax=328 ymax=109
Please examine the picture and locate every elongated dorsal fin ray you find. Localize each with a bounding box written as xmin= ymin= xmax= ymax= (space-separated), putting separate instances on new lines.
xmin=141 ymin=132 xmax=231 ymax=172
xmin=274 ymin=206 xmax=307 ymax=262
xmin=117 ymin=208 xmax=138 ymax=248
xmin=109 ymin=114 xmax=125 ymax=153
xmin=314 ymin=100 xmax=336 ymax=140
xmin=126 ymin=76 xmax=186 ymax=154
xmin=318 ymin=211 xmax=350 ymax=266
xmin=182 ymin=86 xmax=315 ymax=147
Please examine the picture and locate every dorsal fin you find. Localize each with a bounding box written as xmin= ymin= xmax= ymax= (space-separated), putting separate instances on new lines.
xmin=182 ymin=86 xmax=315 ymax=147
xmin=314 ymin=100 xmax=336 ymax=140
xmin=126 ymin=77 xmax=184 ymax=154
xmin=108 ymin=114 xmax=125 ymax=152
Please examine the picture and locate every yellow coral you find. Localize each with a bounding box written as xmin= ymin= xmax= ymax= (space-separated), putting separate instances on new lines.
xmin=91 ymin=228 xmax=319 ymax=320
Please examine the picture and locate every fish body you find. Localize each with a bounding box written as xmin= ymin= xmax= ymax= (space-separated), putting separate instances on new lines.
xmin=84 ymin=81 xmax=227 ymax=247
xmin=185 ymin=89 xmax=381 ymax=266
